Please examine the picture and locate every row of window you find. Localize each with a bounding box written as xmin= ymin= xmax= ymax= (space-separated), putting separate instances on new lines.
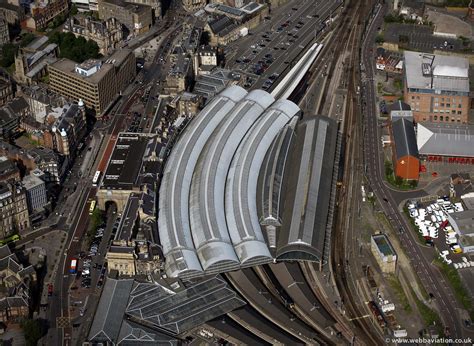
xmin=432 ymin=115 xmax=461 ymax=122
xmin=433 ymin=109 xmax=462 ymax=114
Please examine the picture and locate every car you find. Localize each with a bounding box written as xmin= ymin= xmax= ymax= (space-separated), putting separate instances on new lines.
xmin=235 ymin=59 xmax=242 ymax=64
xmin=292 ymin=7 xmax=297 ymax=11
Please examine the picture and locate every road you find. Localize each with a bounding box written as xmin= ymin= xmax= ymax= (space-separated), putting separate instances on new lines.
xmin=360 ymin=1 xmax=468 ymax=339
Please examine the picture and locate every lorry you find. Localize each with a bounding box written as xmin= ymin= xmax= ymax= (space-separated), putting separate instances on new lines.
xmin=70 ymin=258 xmax=78 ymax=274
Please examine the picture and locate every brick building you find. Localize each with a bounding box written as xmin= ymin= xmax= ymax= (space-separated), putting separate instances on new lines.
xmin=403 ymin=51 xmax=470 ymax=124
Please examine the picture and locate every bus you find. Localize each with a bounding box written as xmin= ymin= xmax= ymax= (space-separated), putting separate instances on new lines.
xmin=70 ymin=259 xmax=78 ymax=274
xmin=89 ymin=200 xmax=96 ymax=215
xmin=92 ymin=171 xmax=101 ymax=187
xmin=0 ymin=234 xmax=20 ymax=245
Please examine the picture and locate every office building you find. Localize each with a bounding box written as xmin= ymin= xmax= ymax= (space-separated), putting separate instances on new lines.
xmin=403 ymin=51 xmax=470 ymax=123
xmin=49 ymin=49 xmax=135 ymax=115
xmin=22 ymin=173 xmax=47 ymax=213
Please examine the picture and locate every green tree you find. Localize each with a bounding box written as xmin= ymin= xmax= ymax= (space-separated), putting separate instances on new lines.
xmin=375 ymin=34 xmax=384 ymax=44
xmin=71 ymin=4 xmax=78 ymax=16
xmin=395 ymin=175 xmax=403 ymax=186
xmin=20 ymin=33 xmax=36 ymax=47
xmin=20 ymin=319 xmax=43 ymax=346
xmin=200 ymin=31 xmax=210 ymax=46
xmin=384 ymin=161 xmax=393 ymax=178
xmin=0 ymin=43 xmax=18 ymax=67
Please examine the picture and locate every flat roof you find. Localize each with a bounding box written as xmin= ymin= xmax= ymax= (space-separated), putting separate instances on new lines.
xmin=404 ymin=51 xmax=469 ymax=93
xmin=417 ymin=122 xmax=474 ymax=157
xmin=101 ymin=133 xmax=161 ymax=190
xmin=372 ymin=234 xmax=396 ymax=256
xmin=449 ymin=210 xmax=474 ymax=236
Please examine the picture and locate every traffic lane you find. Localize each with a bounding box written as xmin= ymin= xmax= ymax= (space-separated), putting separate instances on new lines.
xmin=360 ymin=9 xmax=462 ymax=336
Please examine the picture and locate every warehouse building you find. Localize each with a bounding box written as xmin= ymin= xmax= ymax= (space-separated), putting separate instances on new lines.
xmin=403 ymin=51 xmax=470 ymax=124
xmin=389 ymin=101 xmax=419 ymax=180
xmin=417 ymin=122 xmax=474 ymax=163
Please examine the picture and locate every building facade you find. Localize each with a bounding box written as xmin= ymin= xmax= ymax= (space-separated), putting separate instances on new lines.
xmin=26 ymin=0 xmax=68 ymax=30
xmin=370 ymin=234 xmax=397 ymax=274
xmin=63 ymin=16 xmax=124 ymax=55
xmin=0 ymin=182 xmax=30 ymax=237
xmin=0 ymin=16 xmax=9 ymax=45
xmin=98 ymin=0 xmax=152 ymax=36
xmin=22 ymin=173 xmax=47 ymax=213
xmin=49 ymin=49 xmax=135 ymax=115
xmin=403 ymin=51 xmax=470 ymax=124
xmin=0 ymin=75 xmax=14 ymax=106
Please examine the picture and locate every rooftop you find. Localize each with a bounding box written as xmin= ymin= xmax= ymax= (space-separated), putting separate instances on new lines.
xmin=372 ymin=234 xmax=396 ymax=257
xmin=404 ymin=51 xmax=469 ymax=93
xmin=417 ymin=122 xmax=474 ymax=157
xmin=101 ymin=133 xmax=162 ymax=190
xmin=448 ymin=210 xmax=474 ymax=236
xmin=392 ymin=118 xmax=419 ymax=160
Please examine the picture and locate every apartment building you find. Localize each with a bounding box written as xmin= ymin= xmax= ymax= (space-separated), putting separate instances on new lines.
xmin=0 ymin=182 xmax=30 ymax=237
xmin=403 ymin=51 xmax=470 ymax=124
xmin=98 ymin=0 xmax=152 ymax=35
xmin=48 ymin=49 xmax=135 ymax=115
xmin=26 ymin=0 xmax=68 ymax=31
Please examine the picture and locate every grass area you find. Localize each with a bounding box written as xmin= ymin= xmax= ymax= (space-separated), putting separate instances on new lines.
xmin=410 ymin=287 xmax=444 ymax=336
xmin=388 ymin=275 xmax=412 ymax=312
xmin=433 ymin=257 xmax=474 ymax=320
xmin=393 ymin=79 xmax=403 ymax=91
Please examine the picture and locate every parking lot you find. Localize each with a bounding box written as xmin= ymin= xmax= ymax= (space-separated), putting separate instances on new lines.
xmin=384 ymin=23 xmax=462 ymax=52
xmin=407 ymin=197 xmax=474 ymax=268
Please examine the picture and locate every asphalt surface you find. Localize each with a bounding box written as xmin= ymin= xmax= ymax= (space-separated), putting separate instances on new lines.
xmin=224 ymin=0 xmax=342 ymax=91
xmin=360 ymin=2 xmax=469 ymax=339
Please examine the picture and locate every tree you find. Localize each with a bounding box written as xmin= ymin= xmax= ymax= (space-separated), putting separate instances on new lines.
xmin=21 ymin=319 xmax=43 ymax=346
xmin=49 ymin=32 xmax=100 ymax=63
xmin=395 ymin=175 xmax=403 ymax=186
xmin=70 ymin=4 xmax=78 ymax=16
xmin=375 ymin=34 xmax=384 ymax=44
xmin=384 ymin=161 xmax=393 ymax=178
xmin=20 ymin=33 xmax=36 ymax=47
xmin=200 ymin=31 xmax=210 ymax=46
xmin=0 ymin=43 xmax=18 ymax=67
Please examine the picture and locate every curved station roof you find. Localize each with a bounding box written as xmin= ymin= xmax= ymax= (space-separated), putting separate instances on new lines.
xmin=158 ymin=86 xmax=339 ymax=279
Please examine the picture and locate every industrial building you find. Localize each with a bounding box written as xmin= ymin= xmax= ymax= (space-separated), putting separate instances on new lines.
xmin=447 ymin=210 xmax=474 ymax=253
xmin=403 ymin=51 xmax=470 ymax=124
xmin=158 ymin=85 xmax=339 ymax=279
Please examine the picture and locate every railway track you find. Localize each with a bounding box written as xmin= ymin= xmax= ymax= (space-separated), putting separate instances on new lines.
xmin=329 ymin=1 xmax=383 ymax=345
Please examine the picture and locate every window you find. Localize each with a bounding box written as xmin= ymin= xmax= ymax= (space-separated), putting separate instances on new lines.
xmin=411 ymin=96 xmax=415 ymax=100
xmin=446 ymin=103 xmax=450 ymax=107
xmin=445 ymin=116 xmax=449 ymax=122
xmin=434 ymin=103 xmax=439 ymax=107
xmin=458 ymin=111 xmax=462 ymax=114
xmin=441 ymin=98 xmax=445 ymax=101
xmin=440 ymin=116 xmax=443 ymax=121
xmin=440 ymin=103 xmax=445 ymax=107
xmin=434 ymin=97 xmax=439 ymax=102
xmin=458 ymin=119 xmax=461 ymax=122
xmin=417 ymin=96 xmax=420 ymax=100
xmin=434 ymin=115 xmax=438 ymax=120
xmin=434 ymin=109 xmax=438 ymax=113
xmin=458 ymin=104 xmax=462 ymax=108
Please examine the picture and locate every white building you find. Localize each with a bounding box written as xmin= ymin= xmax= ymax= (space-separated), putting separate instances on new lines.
xmin=22 ymin=172 xmax=47 ymax=213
